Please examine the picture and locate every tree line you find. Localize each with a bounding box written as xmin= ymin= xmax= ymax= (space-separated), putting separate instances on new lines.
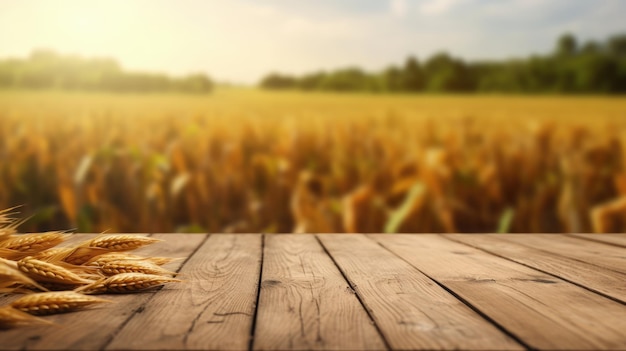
xmin=260 ymin=33 xmax=626 ymax=94
xmin=0 ymin=50 xmax=213 ymax=93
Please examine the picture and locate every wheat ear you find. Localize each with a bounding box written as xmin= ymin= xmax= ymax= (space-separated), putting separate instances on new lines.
xmin=11 ymin=291 xmax=111 ymax=316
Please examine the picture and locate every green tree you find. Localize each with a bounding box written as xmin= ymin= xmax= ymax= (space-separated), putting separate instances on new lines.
xmin=556 ymin=33 xmax=578 ymax=57
xmin=320 ymin=68 xmax=370 ymax=91
xmin=573 ymin=55 xmax=618 ymax=92
xmin=381 ymin=65 xmax=403 ymax=92
xmin=608 ymin=34 xmax=626 ymax=57
xmin=401 ymin=56 xmax=425 ymax=91
xmin=0 ymin=49 xmax=212 ymax=93
xmin=298 ymin=72 xmax=326 ymax=90
xmin=424 ymin=53 xmax=474 ymax=92
xmin=259 ymin=73 xmax=297 ymax=89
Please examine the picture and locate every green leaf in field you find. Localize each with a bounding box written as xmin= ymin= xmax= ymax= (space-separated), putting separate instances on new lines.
xmin=29 ymin=206 xmax=59 ymax=226
xmin=384 ymin=181 xmax=425 ymax=234
xmin=175 ymin=224 xmax=206 ymax=233
xmin=262 ymin=224 xmax=277 ymax=234
xmin=497 ymin=207 xmax=515 ymax=233
xmin=77 ymin=204 xmax=96 ymax=233
xmin=150 ymin=153 xmax=170 ymax=172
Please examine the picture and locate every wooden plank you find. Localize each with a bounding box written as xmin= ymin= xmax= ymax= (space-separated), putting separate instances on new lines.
xmin=568 ymin=234 xmax=626 ymax=248
xmin=0 ymin=233 xmax=205 ymax=351
xmin=318 ymin=234 xmax=522 ymax=351
xmin=447 ymin=234 xmax=626 ymax=304
xmin=107 ymin=234 xmax=262 ymax=351
xmin=372 ymin=234 xmax=626 ymax=350
xmin=253 ymin=235 xmax=386 ymax=351
xmin=497 ymin=234 xmax=626 ymax=275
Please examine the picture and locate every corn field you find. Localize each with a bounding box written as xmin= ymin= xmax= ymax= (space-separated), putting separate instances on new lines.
xmin=1 ymin=90 xmax=625 ymax=233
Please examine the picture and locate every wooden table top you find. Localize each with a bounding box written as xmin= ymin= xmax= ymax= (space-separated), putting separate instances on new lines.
xmin=1 ymin=233 xmax=625 ymax=350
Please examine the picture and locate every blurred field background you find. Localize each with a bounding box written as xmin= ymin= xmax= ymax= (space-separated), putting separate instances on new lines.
xmin=1 ymin=1 xmax=626 ymax=234
xmin=1 ymin=90 xmax=625 ymax=233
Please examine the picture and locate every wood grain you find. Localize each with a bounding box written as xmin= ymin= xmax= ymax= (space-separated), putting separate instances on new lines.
xmin=107 ymin=234 xmax=262 ymax=351
xmin=447 ymin=234 xmax=626 ymax=303
xmin=372 ymin=234 xmax=626 ymax=350
xmin=568 ymin=233 xmax=626 ymax=248
xmin=318 ymin=234 xmax=521 ymax=351
xmin=497 ymin=234 xmax=626 ymax=275
xmin=4 ymin=233 xmax=626 ymax=351
xmin=0 ymin=234 xmax=205 ymax=351
xmin=253 ymin=234 xmax=385 ymax=350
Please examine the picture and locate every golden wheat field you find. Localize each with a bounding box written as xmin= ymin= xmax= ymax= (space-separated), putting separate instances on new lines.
xmin=1 ymin=89 xmax=625 ymax=234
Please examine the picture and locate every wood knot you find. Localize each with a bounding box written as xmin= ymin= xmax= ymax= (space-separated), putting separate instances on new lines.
xmin=261 ymin=279 xmax=281 ymax=287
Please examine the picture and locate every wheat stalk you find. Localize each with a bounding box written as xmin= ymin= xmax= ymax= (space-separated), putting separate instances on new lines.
xmin=45 ymin=246 xmax=111 ymax=266
xmin=0 ymin=248 xmax=27 ymax=260
xmin=0 ymin=207 xmax=15 ymax=226
xmin=100 ymin=259 xmax=175 ymax=276
xmin=10 ymin=291 xmax=111 ymax=316
xmin=17 ymin=257 xmax=93 ymax=286
xmin=0 ymin=232 xmax=69 ymax=260
xmin=0 ymin=306 xmax=51 ymax=329
xmin=77 ymin=273 xmax=181 ymax=294
xmin=0 ymin=209 xmax=31 ymax=242
xmin=85 ymin=235 xmax=162 ymax=251
xmin=0 ymin=258 xmax=48 ymax=292
xmin=0 ymin=217 xmax=179 ymax=328
xmin=147 ymin=256 xmax=180 ymax=266
xmin=86 ymin=253 xmax=178 ymax=267
xmin=0 ymin=232 xmax=68 ymax=252
xmin=32 ymin=247 xmax=69 ymax=260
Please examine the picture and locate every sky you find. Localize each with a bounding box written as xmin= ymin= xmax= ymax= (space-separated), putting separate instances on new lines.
xmin=0 ymin=0 xmax=625 ymax=84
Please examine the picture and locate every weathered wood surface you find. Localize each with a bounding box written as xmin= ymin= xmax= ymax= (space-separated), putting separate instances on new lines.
xmin=447 ymin=234 xmax=626 ymax=304
xmin=318 ymin=234 xmax=521 ymax=351
xmin=254 ymin=235 xmax=385 ymax=350
xmin=371 ymin=234 xmax=626 ymax=350
xmin=496 ymin=234 xmax=626 ymax=275
xmin=568 ymin=233 xmax=626 ymax=247
xmin=1 ymin=233 xmax=625 ymax=351
xmin=108 ymin=234 xmax=262 ymax=351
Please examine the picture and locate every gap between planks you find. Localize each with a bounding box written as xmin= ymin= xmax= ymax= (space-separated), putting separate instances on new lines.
xmin=107 ymin=234 xmax=263 ymax=351
xmin=490 ymin=234 xmax=626 ymax=275
xmin=248 ymin=233 xmax=265 ymax=351
xmin=318 ymin=234 xmax=522 ymax=351
xmin=566 ymin=233 xmax=626 ymax=248
xmin=251 ymin=234 xmax=387 ymax=350
xmin=445 ymin=234 xmax=626 ymax=306
xmin=370 ymin=234 xmax=626 ymax=350
xmin=4 ymin=233 xmax=626 ymax=351
xmin=101 ymin=233 xmax=210 ymax=350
